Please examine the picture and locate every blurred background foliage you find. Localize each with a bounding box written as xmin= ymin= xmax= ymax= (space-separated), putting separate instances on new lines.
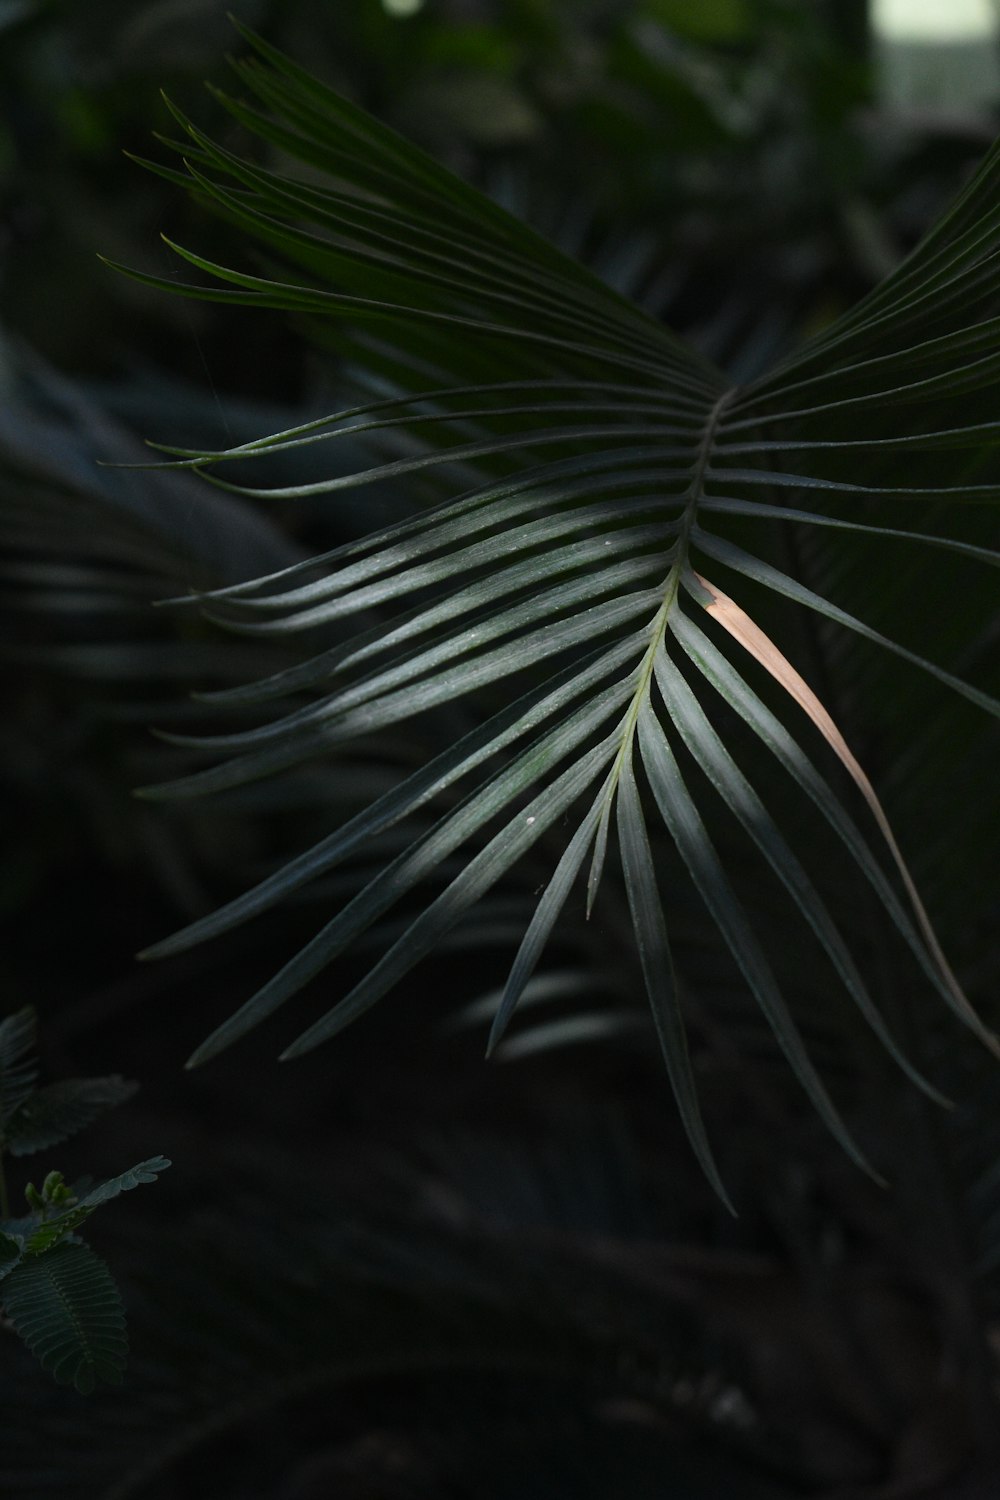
xmin=2 ymin=0 xmax=994 ymax=380
xmin=1 ymin=1 xmax=1000 ymax=1495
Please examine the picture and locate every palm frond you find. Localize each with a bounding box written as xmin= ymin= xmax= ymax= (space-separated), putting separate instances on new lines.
xmin=112 ymin=26 xmax=1000 ymax=1195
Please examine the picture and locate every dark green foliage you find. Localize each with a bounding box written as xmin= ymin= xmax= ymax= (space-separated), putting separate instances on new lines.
xmin=0 ymin=1004 xmax=39 ymax=1123
xmin=19 ymin=1158 xmax=171 ymax=1255
xmin=0 ymin=1008 xmax=137 ymax=1159
xmin=7 ymin=1078 xmax=139 ymax=1157
xmin=0 ymin=1130 xmax=840 ymax=1496
xmin=1 ymin=1242 xmax=127 ymax=1395
xmin=0 ymin=1006 xmax=168 ymax=1392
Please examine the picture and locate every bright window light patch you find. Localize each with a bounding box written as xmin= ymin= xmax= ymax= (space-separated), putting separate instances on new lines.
xmin=874 ymin=0 xmax=1000 ymax=109
xmin=874 ymin=0 xmax=997 ymax=41
xmin=382 ymin=0 xmax=425 ymax=15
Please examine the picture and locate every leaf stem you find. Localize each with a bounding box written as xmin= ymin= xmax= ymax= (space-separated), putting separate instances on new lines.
xmin=585 ymin=386 xmax=736 ymax=911
xmin=607 ymin=389 xmax=735 ymax=769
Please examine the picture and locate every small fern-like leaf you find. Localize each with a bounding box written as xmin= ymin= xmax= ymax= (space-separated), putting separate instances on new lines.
xmin=1 ymin=1241 xmax=127 ymax=1393
xmin=7 ymin=1076 xmax=138 ymax=1157
xmin=0 ymin=1007 xmax=38 ymax=1129
xmin=76 ymin=1155 xmax=171 ymax=1209
xmin=0 ymin=1231 xmax=22 ymax=1281
xmin=23 ymin=1156 xmax=171 ymax=1255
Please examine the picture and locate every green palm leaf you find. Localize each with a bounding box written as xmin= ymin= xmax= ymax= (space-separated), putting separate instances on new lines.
xmin=113 ymin=25 xmax=1000 ymax=1196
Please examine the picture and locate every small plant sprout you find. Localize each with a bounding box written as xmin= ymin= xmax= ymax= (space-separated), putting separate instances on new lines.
xmin=0 ymin=1006 xmax=170 ymax=1393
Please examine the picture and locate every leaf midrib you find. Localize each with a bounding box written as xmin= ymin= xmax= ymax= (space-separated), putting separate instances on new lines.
xmin=597 ymin=386 xmax=738 ymax=808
